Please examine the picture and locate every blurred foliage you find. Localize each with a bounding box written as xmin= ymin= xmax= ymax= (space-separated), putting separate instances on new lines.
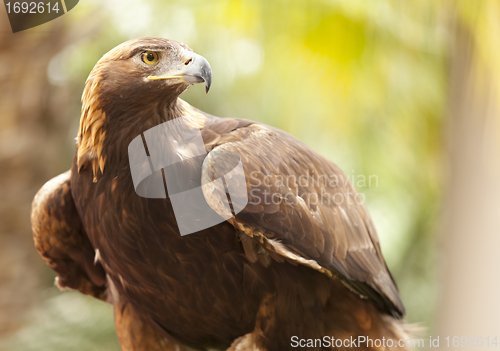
xmin=3 ymin=0 xmax=493 ymax=349
xmin=1 ymin=290 xmax=120 ymax=351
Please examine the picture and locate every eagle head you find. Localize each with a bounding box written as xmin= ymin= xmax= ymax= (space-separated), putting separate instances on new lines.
xmin=77 ymin=37 xmax=211 ymax=181
xmin=84 ymin=37 xmax=212 ymax=112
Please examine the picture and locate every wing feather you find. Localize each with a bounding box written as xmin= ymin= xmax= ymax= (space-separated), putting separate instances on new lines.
xmin=31 ymin=171 xmax=107 ymax=299
xmin=201 ymin=120 xmax=405 ymax=318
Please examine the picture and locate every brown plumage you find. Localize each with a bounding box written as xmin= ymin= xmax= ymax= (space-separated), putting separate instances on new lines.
xmin=32 ymin=37 xmax=409 ymax=351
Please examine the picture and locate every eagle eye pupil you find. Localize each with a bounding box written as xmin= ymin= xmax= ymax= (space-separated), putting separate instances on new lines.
xmin=142 ymin=51 xmax=158 ymax=64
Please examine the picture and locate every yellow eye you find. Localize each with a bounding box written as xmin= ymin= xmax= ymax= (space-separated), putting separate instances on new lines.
xmin=142 ymin=51 xmax=158 ymax=65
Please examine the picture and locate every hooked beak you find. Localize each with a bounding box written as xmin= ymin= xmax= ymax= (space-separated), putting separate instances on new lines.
xmin=148 ymin=51 xmax=212 ymax=93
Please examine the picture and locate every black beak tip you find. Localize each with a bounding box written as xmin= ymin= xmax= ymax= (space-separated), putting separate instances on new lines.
xmin=202 ymin=67 xmax=212 ymax=94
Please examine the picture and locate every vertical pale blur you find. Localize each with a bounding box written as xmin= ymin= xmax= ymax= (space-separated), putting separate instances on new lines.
xmin=436 ymin=0 xmax=500 ymax=346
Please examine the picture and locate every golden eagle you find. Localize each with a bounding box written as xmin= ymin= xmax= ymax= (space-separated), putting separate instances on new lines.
xmin=32 ymin=38 xmax=408 ymax=351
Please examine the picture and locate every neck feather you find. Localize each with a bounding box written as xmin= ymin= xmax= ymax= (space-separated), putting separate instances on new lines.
xmin=77 ymin=86 xmax=207 ymax=182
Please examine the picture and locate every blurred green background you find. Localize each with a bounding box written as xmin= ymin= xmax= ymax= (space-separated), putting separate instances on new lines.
xmin=1 ymin=0 xmax=499 ymax=350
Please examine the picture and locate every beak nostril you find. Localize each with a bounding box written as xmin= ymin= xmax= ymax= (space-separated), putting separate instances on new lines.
xmin=184 ymin=58 xmax=193 ymax=66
